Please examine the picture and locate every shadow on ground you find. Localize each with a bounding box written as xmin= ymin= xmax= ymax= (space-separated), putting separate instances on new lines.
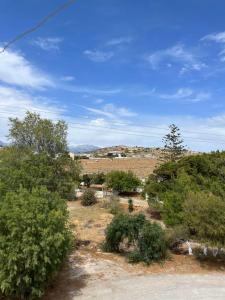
xmin=42 ymin=261 xmax=89 ymax=300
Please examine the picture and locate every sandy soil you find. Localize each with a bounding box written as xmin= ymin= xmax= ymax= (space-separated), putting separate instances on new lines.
xmin=42 ymin=201 xmax=225 ymax=300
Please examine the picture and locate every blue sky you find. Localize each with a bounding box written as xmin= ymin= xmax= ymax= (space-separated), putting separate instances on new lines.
xmin=1 ymin=0 xmax=225 ymax=151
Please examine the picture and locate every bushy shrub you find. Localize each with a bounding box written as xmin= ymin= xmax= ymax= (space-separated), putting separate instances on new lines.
xmin=106 ymin=171 xmax=141 ymax=193
xmin=183 ymin=191 xmax=225 ymax=247
xmin=81 ymin=189 xmax=97 ymax=206
xmin=128 ymin=198 xmax=134 ymax=213
xmin=103 ymin=213 xmax=168 ymax=264
xmin=91 ymin=172 xmax=106 ymax=184
xmin=103 ymin=214 xmax=146 ymax=252
xmin=108 ymin=196 xmax=122 ymax=215
xmin=145 ymin=151 xmax=225 ymax=233
xmin=129 ymin=222 xmax=167 ymax=264
xmin=0 ymin=187 xmax=72 ymax=299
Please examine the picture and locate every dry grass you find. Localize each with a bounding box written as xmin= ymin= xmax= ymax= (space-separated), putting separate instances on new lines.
xmin=80 ymin=158 xmax=157 ymax=179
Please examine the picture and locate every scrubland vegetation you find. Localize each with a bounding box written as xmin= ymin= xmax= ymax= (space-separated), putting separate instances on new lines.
xmin=0 ymin=112 xmax=225 ymax=299
xmin=0 ymin=112 xmax=79 ymax=299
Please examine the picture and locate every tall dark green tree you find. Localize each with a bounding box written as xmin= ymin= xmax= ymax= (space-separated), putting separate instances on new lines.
xmin=161 ymin=124 xmax=186 ymax=162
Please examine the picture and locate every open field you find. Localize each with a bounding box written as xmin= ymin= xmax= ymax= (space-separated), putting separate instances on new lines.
xmin=42 ymin=200 xmax=225 ymax=300
xmin=80 ymin=158 xmax=158 ymax=179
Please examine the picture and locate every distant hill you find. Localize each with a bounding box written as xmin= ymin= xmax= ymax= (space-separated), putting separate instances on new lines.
xmin=70 ymin=145 xmax=100 ymax=153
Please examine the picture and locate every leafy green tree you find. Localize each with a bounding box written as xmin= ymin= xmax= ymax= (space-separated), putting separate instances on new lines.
xmin=9 ymin=111 xmax=68 ymax=157
xmin=161 ymin=124 xmax=186 ymax=162
xmin=183 ymin=191 xmax=225 ymax=247
xmin=0 ymin=187 xmax=72 ymax=299
xmin=106 ymin=171 xmax=141 ymax=193
xmin=0 ymin=112 xmax=81 ymax=199
xmin=0 ymin=147 xmax=80 ymax=199
xmin=145 ymin=151 xmax=225 ymax=230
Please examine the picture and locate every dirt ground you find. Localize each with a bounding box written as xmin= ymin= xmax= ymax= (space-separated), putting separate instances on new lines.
xmin=42 ymin=200 xmax=225 ymax=300
xmin=80 ymin=158 xmax=157 ymax=179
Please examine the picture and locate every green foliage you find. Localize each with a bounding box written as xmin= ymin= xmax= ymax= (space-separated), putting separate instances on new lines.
xmin=103 ymin=214 xmax=167 ymax=264
xmin=106 ymin=171 xmax=141 ymax=193
xmin=82 ymin=174 xmax=91 ymax=187
xmin=90 ymin=172 xmax=106 ymax=184
xmin=82 ymin=172 xmax=106 ymax=187
xmin=145 ymin=151 xmax=225 ymax=246
xmin=108 ymin=196 xmax=123 ymax=215
xmin=0 ymin=147 xmax=80 ymax=200
xmin=183 ymin=191 xmax=225 ymax=247
xmin=0 ymin=187 xmax=72 ymax=299
xmin=161 ymin=124 xmax=186 ymax=162
xmin=128 ymin=198 xmax=134 ymax=213
xmin=9 ymin=111 xmax=68 ymax=157
xmin=146 ymin=152 xmax=225 ymax=222
xmin=129 ymin=222 xmax=167 ymax=264
xmin=81 ymin=189 xmax=97 ymax=206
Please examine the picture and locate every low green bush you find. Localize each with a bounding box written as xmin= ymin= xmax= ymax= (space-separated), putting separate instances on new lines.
xmin=103 ymin=213 xmax=168 ymax=264
xmin=129 ymin=222 xmax=167 ymax=264
xmin=108 ymin=196 xmax=123 ymax=215
xmin=81 ymin=189 xmax=97 ymax=206
xmin=128 ymin=198 xmax=134 ymax=213
xmin=0 ymin=187 xmax=72 ymax=299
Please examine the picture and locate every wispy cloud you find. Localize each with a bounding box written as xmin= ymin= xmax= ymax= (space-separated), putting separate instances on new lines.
xmin=62 ymin=84 xmax=122 ymax=95
xmin=82 ymin=103 xmax=137 ymax=119
xmin=201 ymin=32 xmax=225 ymax=43
xmin=60 ymin=75 xmax=75 ymax=82
xmin=0 ymin=85 xmax=65 ymax=141
xmin=106 ymin=37 xmax=133 ymax=46
xmin=31 ymin=37 xmax=63 ymax=51
xmin=159 ymin=88 xmax=210 ymax=102
xmin=0 ymin=48 xmax=53 ymax=88
xmin=146 ymin=43 xmax=206 ymax=73
xmin=83 ymin=49 xmax=114 ymax=62
xmin=201 ymin=31 xmax=225 ymax=62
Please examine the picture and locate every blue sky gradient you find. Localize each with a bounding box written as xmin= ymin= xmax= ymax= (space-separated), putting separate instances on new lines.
xmin=1 ymin=0 xmax=225 ymax=151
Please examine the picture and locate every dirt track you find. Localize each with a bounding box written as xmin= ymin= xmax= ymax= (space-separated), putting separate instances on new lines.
xmin=74 ymin=273 xmax=225 ymax=300
xmin=42 ymin=202 xmax=225 ymax=300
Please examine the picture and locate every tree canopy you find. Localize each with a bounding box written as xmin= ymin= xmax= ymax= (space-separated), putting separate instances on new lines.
xmin=9 ymin=111 xmax=68 ymax=157
xmin=106 ymin=170 xmax=141 ymax=193
xmin=145 ymin=151 xmax=225 ymax=246
xmin=0 ymin=187 xmax=72 ymax=299
xmin=161 ymin=124 xmax=186 ymax=162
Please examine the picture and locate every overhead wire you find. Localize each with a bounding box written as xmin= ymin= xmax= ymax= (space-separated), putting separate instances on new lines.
xmin=0 ymin=0 xmax=76 ymax=53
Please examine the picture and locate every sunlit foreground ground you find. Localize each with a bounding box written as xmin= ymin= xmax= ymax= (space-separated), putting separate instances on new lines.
xmin=42 ymin=200 xmax=225 ymax=300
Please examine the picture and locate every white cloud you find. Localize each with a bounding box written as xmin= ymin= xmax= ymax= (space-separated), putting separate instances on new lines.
xmin=67 ymin=112 xmax=225 ymax=152
xmin=95 ymin=98 xmax=104 ymax=104
xmin=62 ymin=84 xmax=122 ymax=95
xmin=31 ymin=37 xmax=63 ymax=51
xmin=201 ymin=32 xmax=225 ymax=43
xmin=159 ymin=88 xmax=210 ymax=102
xmin=201 ymin=31 xmax=225 ymax=62
xmin=82 ymin=103 xmax=137 ymax=119
xmin=0 ymin=86 xmax=65 ymax=142
xmin=0 ymin=48 xmax=53 ymax=88
xmin=61 ymin=75 xmax=75 ymax=82
xmin=106 ymin=37 xmax=132 ymax=46
xmin=83 ymin=50 xmax=114 ymax=62
xmin=147 ymin=44 xmax=206 ymax=73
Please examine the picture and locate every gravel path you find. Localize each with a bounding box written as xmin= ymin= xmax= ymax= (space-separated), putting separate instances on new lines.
xmin=74 ymin=274 xmax=225 ymax=300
